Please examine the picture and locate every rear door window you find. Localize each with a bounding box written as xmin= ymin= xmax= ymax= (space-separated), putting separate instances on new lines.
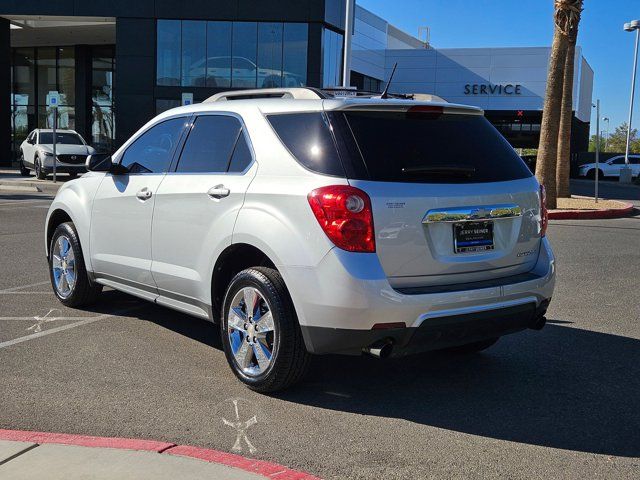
xmin=176 ymin=115 xmax=242 ymax=173
xmin=340 ymin=111 xmax=532 ymax=183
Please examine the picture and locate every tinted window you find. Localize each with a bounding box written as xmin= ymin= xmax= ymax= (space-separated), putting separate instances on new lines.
xmin=39 ymin=132 xmax=84 ymax=145
xmin=121 ymin=118 xmax=185 ymax=174
xmin=228 ymin=134 xmax=252 ymax=172
xmin=176 ymin=115 xmax=241 ymax=173
xmin=609 ymin=158 xmax=624 ymax=165
xmin=341 ymin=111 xmax=532 ymax=183
xmin=267 ymin=112 xmax=345 ymax=177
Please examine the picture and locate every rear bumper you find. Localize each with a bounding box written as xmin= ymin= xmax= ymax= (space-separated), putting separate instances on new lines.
xmin=301 ymin=300 xmax=549 ymax=356
xmin=284 ymin=237 xmax=555 ymax=355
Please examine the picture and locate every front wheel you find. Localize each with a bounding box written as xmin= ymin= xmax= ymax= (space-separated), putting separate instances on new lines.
xmin=49 ymin=222 xmax=102 ymax=307
xmin=35 ymin=157 xmax=46 ymax=180
xmin=221 ymin=267 xmax=310 ymax=392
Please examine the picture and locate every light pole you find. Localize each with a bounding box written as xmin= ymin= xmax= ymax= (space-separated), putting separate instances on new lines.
xmin=593 ymin=101 xmax=600 ymax=202
xmin=621 ymin=20 xmax=640 ymax=183
xmin=341 ymin=0 xmax=355 ymax=88
xmin=602 ymin=116 xmax=610 ymax=151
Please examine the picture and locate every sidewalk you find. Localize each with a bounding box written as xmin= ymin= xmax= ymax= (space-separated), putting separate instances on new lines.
xmin=0 ymin=430 xmax=320 ymax=480
xmin=0 ymin=169 xmax=67 ymax=194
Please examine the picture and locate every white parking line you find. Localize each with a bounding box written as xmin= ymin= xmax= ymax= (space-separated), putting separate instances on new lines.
xmin=0 ymin=281 xmax=50 ymax=293
xmin=0 ymin=307 xmax=140 ymax=350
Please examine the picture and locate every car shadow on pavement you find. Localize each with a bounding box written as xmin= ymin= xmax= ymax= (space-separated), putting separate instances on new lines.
xmin=280 ymin=323 xmax=640 ymax=458
xmin=108 ymin=296 xmax=639 ymax=458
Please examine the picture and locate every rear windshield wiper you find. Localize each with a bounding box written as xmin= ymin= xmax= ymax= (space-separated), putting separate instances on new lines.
xmin=401 ymin=165 xmax=476 ymax=178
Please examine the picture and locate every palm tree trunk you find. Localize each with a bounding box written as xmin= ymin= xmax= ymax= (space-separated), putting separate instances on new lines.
xmin=535 ymin=22 xmax=568 ymax=209
xmin=556 ymin=0 xmax=582 ymax=198
xmin=556 ymin=41 xmax=576 ymax=198
xmin=536 ymin=0 xmax=583 ymax=209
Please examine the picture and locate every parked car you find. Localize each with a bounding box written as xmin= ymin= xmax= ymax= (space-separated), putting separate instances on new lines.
xmin=578 ymin=154 xmax=640 ymax=179
xmin=20 ymin=129 xmax=96 ymax=180
xmin=44 ymin=87 xmax=555 ymax=392
xmin=185 ymin=56 xmax=305 ymax=88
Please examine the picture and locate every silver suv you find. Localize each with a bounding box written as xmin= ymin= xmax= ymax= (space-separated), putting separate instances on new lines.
xmin=45 ymin=88 xmax=555 ymax=392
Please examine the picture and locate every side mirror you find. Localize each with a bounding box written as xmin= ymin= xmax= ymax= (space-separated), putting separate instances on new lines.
xmin=85 ymin=154 xmax=112 ymax=172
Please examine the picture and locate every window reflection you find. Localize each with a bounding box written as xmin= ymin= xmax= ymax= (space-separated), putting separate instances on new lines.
xmin=206 ymin=21 xmax=232 ymax=87
xmin=322 ymin=28 xmax=343 ymax=87
xmin=92 ymin=46 xmax=115 ymax=153
xmin=232 ymin=22 xmax=258 ymax=88
xmin=156 ymin=20 xmax=308 ymax=88
xmin=258 ymin=22 xmax=283 ymax=88
xmin=157 ymin=20 xmax=181 ymax=86
xmin=182 ymin=21 xmax=207 ymax=87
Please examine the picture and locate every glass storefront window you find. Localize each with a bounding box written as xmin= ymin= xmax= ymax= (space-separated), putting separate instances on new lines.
xmin=156 ymin=20 xmax=308 ymax=89
xmin=206 ymin=21 xmax=232 ymax=88
xmin=58 ymin=47 xmax=75 ymax=105
xmin=36 ymin=47 xmax=57 ymax=106
xmin=283 ymin=24 xmax=308 ymax=87
xmin=322 ymin=28 xmax=343 ymax=87
xmin=92 ymin=46 xmax=115 ymax=153
xmin=257 ymin=23 xmax=283 ymax=88
xmin=232 ymin=22 xmax=258 ymax=88
xmin=182 ymin=21 xmax=207 ymax=87
xmin=157 ymin=20 xmax=181 ymax=86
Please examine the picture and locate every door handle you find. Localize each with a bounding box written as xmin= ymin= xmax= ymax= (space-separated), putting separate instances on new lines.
xmin=207 ymin=185 xmax=230 ymax=199
xmin=136 ymin=187 xmax=153 ymax=200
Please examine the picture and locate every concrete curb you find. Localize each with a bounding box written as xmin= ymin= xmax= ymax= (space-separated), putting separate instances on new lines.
xmin=0 ymin=180 xmax=61 ymax=194
xmin=0 ymin=429 xmax=321 ymax=480
xmin=548 ymin=202 xmax=635 ymax=220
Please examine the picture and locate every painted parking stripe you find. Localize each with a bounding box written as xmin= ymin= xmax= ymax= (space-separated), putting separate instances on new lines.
xmin=0 ymin=307 xmax=140 ymax=350
xmin=0 ymin=281 xmax=50 ymax=293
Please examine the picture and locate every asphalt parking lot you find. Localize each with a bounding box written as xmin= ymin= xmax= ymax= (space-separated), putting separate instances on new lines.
xmin=1 ymin=186 xmax=639 ymax=479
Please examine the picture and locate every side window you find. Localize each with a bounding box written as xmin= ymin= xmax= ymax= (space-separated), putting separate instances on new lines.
xmin=609 ymin=157 xmax=624 ymax=165
xmin=175 ymin=115 xmax=242 ymax=173
xmin=228 ymin=132 xmax=253 ymax=172
xmin=120 ymin=117 xmax=186 ymax=174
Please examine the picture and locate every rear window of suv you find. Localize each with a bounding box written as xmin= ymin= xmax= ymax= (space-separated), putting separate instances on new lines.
xmin=267 ymin=109 xmax=532 ymax=183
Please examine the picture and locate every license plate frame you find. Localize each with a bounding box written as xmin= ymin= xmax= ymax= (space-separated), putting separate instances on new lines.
xmin=453 ymin=220 xmax=494 ymax=254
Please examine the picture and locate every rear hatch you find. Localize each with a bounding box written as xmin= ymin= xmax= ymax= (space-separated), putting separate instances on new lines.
xmin=329 ymin=103 xmax=542 ymax=288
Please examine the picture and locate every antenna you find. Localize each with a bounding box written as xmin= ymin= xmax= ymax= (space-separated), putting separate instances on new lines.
xmin=380 ymin=63 xmax=398 ymax=99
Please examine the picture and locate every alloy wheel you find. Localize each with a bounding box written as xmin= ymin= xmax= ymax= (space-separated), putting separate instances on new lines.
xmin=227 ymin=287 xmax=276 ymax=377
xmin=51 ymin=235 xmax=77 ymax=298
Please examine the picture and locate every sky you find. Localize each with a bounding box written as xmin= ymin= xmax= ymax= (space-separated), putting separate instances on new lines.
xmin=359 ymin=0 xmax=640 ymax=137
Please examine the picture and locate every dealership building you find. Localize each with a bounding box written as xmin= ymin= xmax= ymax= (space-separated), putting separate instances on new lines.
xmin=0 ymin=1 xmax=593 ymax=167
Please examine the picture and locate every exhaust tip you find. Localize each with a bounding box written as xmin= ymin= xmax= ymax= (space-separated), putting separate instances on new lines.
xmin=364 ymin=340 xmax=393 ymax=359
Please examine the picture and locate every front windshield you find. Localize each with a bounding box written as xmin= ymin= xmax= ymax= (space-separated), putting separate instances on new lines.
xmin=39 ymin=132 xmax=84 ymax=145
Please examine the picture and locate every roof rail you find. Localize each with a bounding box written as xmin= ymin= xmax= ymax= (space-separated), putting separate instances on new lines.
xmin=204 ymin=87 xmax=324 ymax=102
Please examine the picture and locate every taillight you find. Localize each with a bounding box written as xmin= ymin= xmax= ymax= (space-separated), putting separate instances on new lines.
xmin=540 ymin=184 xmax=548 ymax=237
xmin=307 ymin=185 xmax=375 ymax=253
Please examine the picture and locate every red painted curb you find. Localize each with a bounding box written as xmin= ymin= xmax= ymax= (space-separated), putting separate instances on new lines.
xmin=165 ymin=445 xmax=322 ymax=480
xmin=0 ymin=429 xmax=174 ymax=452
xmin=0 ymin=429 xmax=321 ymax=480
xmin=548 ymin=202 xmax=635 ymax=220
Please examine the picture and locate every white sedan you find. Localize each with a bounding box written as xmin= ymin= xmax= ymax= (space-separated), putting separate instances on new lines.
xmin=19 ymin=129 xmax=97 ymax=180
xmin=578 ymin=155 xmax=640 ymax=179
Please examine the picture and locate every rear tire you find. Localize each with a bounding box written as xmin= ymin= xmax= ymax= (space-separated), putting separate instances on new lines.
xmin=19 ymin=154 xmax=30 ymax=176
xmin=35 ymin=157 xmax=46 ymax=180
xmin=445 ymin=337 xmax=499 ymax=354
xmin=221 ymin=267 xmax=310 ymax=392
xmin=49 ymin=222 xmax=102 ymax=307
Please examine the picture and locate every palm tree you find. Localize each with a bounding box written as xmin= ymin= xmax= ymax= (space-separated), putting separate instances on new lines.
xmin=556 ymin=1 xmax=583 ymax=198
xmin=535 ymin=0 xmax=576 ymax=209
